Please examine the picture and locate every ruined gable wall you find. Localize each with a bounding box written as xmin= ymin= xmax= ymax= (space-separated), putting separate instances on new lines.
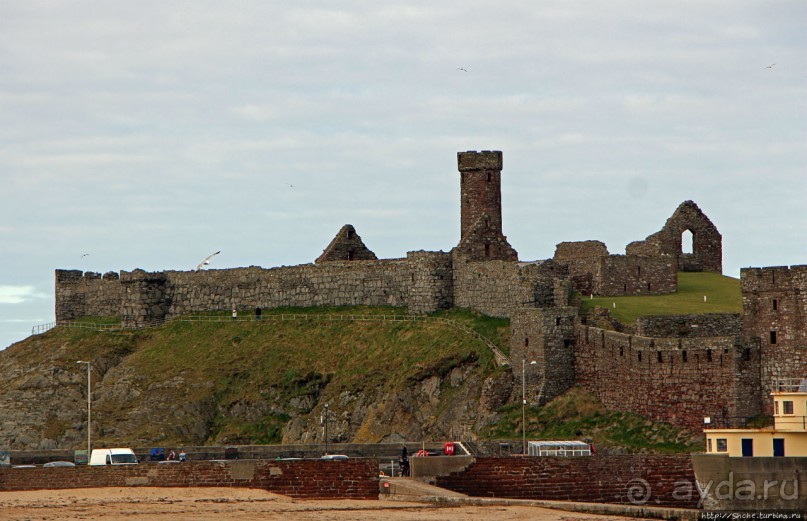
xmin=742 ymin=265 xmax=807 ymax=413
xmin=574 ymin=324 xmax=759 ymax=428
xmin=626 ymin=200 xmax=722 ymax=273
xmin=55 ymin=270 xmax=123 ymax=322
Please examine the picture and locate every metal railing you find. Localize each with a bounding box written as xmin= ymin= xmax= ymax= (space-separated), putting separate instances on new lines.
xmin=772 ymin=378 xmax=807 ymax=392
xmin=31 ymin=312 xmax=511 ymax=366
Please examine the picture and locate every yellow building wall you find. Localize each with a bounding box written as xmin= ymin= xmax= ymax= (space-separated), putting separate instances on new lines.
xmin=706 ymin=430 xmax=807 ymax=457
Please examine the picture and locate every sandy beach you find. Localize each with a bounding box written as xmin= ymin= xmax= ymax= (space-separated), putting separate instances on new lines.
xmin=0 ymin=487 xmax=648 ymax=520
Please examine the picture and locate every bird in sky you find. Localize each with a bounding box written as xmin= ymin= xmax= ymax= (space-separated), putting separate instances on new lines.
xmin=285 ymin=182 xmax=294 ymax=188
xmin=456 ymin=67 xmax=467 ymax=72
xmin=765 ymin=63 xmax=776 ymax=69
xmin=195 ymin=251 xmax=221 ymax=271
xmin=80 ymin=253 xmax=90 ymax=259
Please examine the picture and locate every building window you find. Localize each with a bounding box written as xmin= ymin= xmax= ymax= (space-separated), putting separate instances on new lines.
xmin=682 ymin=351 xmax=688 ymax=363
xmin=770 ymin=331 xmax=777 ymax=345
xmin=347 ymin=250 xmax=355 ymax=260
xmin=638 ymin=352 xmax=642 ymax=362
xmin=783 ymin=401 xmax=794 ymax=415
xmin=706 ymin=349 xmax=712 ymax=362
xmin=774 ymin=401 xmax=779 ymax=415
xmin=743 ymin=348 xmax=751 ymax=361
xmin=620 ymin=346 xmax=624 ymax=356
xmin=555 ymin=317 xmax=561 ymax=326
xmin=716 ymin=439 xmax=727 ymax=452
xmin=637 ymin=266 xmax=641 ymax=277
xmin=346 ymin=229 xmax=355 ymax=239
xmin=524 ymin=338 xmax=529 ymax=347
xmin=773 ymin=298 xmax=779 ymax=311
xmin=708 ymin=439 xmax=712 ymax=452
xmin=657 ymin=351 xmax=663 ymax=363
xmin=484 ymin=243 xmax=491 ymax=257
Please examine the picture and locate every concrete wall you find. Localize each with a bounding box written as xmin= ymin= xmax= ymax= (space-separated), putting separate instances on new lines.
xmin=691 ymin=454 xmax=807 ymax=511
xmin=0 ymin=459 xmax=379 ymax=499
xmin=435 ymin=455 xmax=699 ymax=508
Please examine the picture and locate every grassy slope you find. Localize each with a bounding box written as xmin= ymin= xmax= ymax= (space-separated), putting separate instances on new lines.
xmin=8 ymin=272 xmax=735 ymax=451
xmin=579 ymin=272 xmax=741 ymax=324
xmin=486 ymin=387 xmax=703 ymax=453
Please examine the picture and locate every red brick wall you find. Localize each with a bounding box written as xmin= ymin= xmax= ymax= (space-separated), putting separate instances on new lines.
xmin=436 ymin=455 xmax=699 ymax=508
xmin=0 ymin=459 xmax=379 ymax=500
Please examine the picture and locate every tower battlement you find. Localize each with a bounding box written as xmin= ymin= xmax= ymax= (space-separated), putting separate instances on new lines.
xmin=457 ymin=150 xmax=503 ymax=171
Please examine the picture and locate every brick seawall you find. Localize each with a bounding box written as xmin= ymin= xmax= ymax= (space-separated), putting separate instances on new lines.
xmin=0 ymin=459 xmax=379 ymax=499
xmin=436 ymin=455 xmax=699 ymax=509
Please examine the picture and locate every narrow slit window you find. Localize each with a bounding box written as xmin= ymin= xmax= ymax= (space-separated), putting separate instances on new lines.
xmin=773 ymin=299 xmax=779 ymax=311
xmin=657 ymin=351 xmax=663 ymax=363
xmin=770 ymin=331 xmax=777 ymax=345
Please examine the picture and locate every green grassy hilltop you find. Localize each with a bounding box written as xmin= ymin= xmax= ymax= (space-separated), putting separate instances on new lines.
xmin=579 ymin=272 xmax=741 ymax=324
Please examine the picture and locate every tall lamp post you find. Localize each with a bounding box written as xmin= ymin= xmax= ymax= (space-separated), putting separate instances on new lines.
xmin=322 ymin=403 xmax=330 ymax=455
xmin=522 ymin=359 xmax=537 ymax=455
xmin=77 ymin=361 xmax=92 ymax=459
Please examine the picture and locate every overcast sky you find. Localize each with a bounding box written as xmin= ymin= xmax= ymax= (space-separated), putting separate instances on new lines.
xmin=1 ymin=1 xmax=805 ymax=350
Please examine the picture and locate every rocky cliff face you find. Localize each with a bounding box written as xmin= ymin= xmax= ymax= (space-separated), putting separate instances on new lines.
xmin=0 ymin=325 xmax=512 ymax=450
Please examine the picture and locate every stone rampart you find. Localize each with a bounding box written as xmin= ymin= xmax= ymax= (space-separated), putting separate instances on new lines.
xmin=0 ymin=459 xmax=379 ymax=499
xmin=55 ymin=270 xmax=123 ymax=322
xmin=574 ymin=325 xmax=760 ymax=428
xmin=435 ymin=455 xmax=699 ymax=508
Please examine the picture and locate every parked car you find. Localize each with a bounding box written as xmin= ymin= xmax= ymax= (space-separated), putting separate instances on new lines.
xmin=320 ymin=454 xmax=349 ymax=461
xmin=43 ymin=461 xmax=76 ymax=468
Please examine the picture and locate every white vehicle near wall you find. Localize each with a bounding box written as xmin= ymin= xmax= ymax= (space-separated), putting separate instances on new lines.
xmin=89 ymin=448 xmax=138 ymax=466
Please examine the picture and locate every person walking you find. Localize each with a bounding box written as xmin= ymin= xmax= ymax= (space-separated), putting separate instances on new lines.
xmin=232 ymin=308 xmax=237 ymax=321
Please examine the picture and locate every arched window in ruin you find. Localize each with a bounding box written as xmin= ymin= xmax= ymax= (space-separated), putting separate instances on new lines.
xmin=681 ymin=229 xmax=694 ymax=254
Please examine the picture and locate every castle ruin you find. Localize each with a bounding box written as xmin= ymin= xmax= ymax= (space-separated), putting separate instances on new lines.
xmin=54 ymin=150 xmax=806 ymax=430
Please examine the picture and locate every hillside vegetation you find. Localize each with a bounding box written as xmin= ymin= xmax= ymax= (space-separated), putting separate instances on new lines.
xmin=579 ymin=272 xmax=741 ymax=324
xmin=1 ymin=273 xmax=735 ymax=453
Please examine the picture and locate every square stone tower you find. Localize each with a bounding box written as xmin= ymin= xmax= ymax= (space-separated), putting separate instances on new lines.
xmin=454 ymin=150 xmax=518 ymax=261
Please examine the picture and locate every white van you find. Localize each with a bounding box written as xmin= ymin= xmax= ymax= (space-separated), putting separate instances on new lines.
xmin=89 ymin=448 xmax=139 ymax=466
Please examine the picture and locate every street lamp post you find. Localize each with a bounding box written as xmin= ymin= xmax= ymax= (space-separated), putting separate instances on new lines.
xmin=77 ymin=361 xmax=92 ymax=459
xmin=522 ymin=359 xmax=537 ymax=455
xmin=322 ymin=403 xmax=330 ymax=455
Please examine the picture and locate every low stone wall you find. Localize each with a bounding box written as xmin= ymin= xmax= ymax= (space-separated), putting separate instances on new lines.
xmin=636 ymin=314 xmax=742 ymax=338
xmin=0 ymin=459 xmax=379 ymax=499
xmin=435 ymin=455 xmax=699 ymax=508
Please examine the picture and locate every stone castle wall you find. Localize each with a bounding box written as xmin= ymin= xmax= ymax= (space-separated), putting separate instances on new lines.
xmin=574 ymin=324 xmax=761 ymax=429
xmin=451 ymin=256 xmax=567 ymax=318
xmin=55 ymin=270 xmax=124 ymax=322
xmin=741 ymin=265 xmax=807 ymax=413
xmin=636 ymin=313 xmax=742 ymax=338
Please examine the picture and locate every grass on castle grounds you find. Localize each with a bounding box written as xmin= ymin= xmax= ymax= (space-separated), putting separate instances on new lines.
xmin=580 ymin=271 xmax=741 ymax=324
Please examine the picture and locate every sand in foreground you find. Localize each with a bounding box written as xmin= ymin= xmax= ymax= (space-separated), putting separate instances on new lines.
xmin=0 ymin=487 xmax=650 ymax=521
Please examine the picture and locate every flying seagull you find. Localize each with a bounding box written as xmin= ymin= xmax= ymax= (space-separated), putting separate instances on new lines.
xmin=196 ymin=251 xmax=220 ymax=271
xmin=81 ymin=253 xmax=90 ymax=259
xmin=285 ymin=182 xmax=294 ymax=188
xmin=456 ymin=67 xmax=467 ymax=72
xmin=765 ymin=63 xmax=776 ymax=69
